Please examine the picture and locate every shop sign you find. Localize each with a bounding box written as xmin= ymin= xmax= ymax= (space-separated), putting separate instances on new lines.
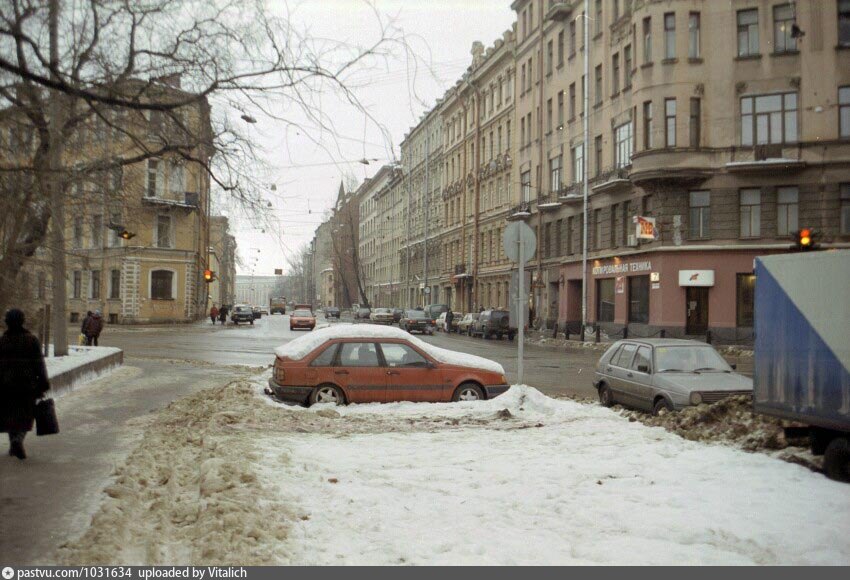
xmin=615 ymin=277 xmax=625 ymax=294
xmin=652 ymin=283 xmax=661 ymax=290
xmin=634 ymin=216 xmax=658 ymax=240
xmin=678 ymin=270 xmax=715 ymax=287
xmin=592 ymin=261 xmax=652 ymax=276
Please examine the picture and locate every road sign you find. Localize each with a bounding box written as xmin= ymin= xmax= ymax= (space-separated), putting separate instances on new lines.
xmin=508 ymin=270 xmax=529 ymax=329
xmin=423 ymin=287 xmax=431 ymax=295
xmin=503 ymin=221 xmax=536 ymax=264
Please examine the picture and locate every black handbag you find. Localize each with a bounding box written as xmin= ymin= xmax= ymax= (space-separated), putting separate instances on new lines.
xmin=35 ymin=398 xmax=59 ymax=436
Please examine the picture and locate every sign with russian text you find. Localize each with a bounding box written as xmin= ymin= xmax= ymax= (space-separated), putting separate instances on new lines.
xmin=592 ymin=261 xmax=652 ymax=276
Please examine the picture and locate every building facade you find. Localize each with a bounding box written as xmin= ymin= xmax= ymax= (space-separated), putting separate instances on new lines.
xmin=209 ymin=216 xmax=237 ymax=308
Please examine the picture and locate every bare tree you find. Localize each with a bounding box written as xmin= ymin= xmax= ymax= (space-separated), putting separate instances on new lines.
xmin=0 ymin=0 xmax=403 ymax=353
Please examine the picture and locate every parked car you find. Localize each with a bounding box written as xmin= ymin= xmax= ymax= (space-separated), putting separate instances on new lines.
xmin=252 ymin=306 xmax=262 ymax=320
xmin=392 ymin=308 xmax=405 ymax=323
xmin=231 ymin=304 xmax=255 ymax=325
xmin=594 ymin=339 xmax=753 ymax=416
xmin=425 ymin=303 xmax=449 ymax=322
xmin=436 ymin=311 xmax=463 ymax=333
xmin=324 ymin=307 xmax=341 ymax=319
xmin=370 ymin=308 xmax=395 ymax=325
xmin=268 ymin=325 xmax=509 ymax=405
xmin=354 ymin=307 xmax=372 ymax=321
xmin=400 ymin=309 xmax=434 ymax=335
xmin=260 ymin=307 xmax=269 ymax=315
xmin=458 ymin=313 xmax=479 ymax=335
xmin=471 ymin=309 xmax=515 ymax=340
xmin=289 ymin=309 xmax=316 ymax=331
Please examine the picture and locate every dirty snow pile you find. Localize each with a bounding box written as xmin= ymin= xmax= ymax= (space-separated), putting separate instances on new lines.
xmin=63 ymin=373 xmax=850 ymax=566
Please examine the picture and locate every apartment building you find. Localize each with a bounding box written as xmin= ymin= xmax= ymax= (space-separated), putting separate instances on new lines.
xmin=357 ymin=166 xmax=398 ymax=306
xmin=439 ymin=29 xmax=518 ymax=312
xmin=511 ymin=0 xmax=850 ymax=340
xmin=209 ymin=216 xmax=237 ymax=307
xmin=311 ymin=220 xmax=334 ymax=307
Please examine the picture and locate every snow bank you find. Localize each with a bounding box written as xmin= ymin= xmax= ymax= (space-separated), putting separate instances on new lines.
xmin=46 ymin=346 xmax=122 ymax=378
xmin=273 ymin=324 xmax=504 ymax=374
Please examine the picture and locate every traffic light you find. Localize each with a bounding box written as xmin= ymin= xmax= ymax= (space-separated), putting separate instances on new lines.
xmin=203 ymin=269 xmax=216 ymax=283
xmin=792 ymin=228 xmax=819 ymax=252
xmin=119 ymin=230 xmax=136 ymax=240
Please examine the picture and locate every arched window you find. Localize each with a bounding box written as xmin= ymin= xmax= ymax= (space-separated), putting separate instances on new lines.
xmin=150 ymin=269 xmax=175 ymax=300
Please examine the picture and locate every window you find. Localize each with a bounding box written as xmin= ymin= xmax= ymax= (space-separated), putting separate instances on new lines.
xmin=567 ymin=216 xmax=574 ymax=254
xmin=643 ymin=101 xmax=654 ymax=149
xmin=736 ymin=274 xmax=756 ymax=327
xmin=310 ymin=344 xmax=338 ymax=367
xmin=569 ymin=83 xmax=576 ymax=120
xmin=110 ymin=269 xmax=121 ymax=299
xmin=151 ymin=270 xmax=174 ymax=300
xmin=612 ymin=0 xmax=619 ymax=21
xmin=612 ymin=54 xmax=620 ymax=94
xmin=624 ymin=44 xmax=632 ymax=88
xmin=72 ymin=270 xmax=82 ymax=299
xmin=521 ymin=64 xmax=526 ymax=96
xmin=73 ymin=217 xmax=84 ymax=249
xmin=741 ymin=93 xmax=798 ymax=146
xmin=688 ymin=12 xmax=700 ymax=58
xmin=665 ymin=98 xmax=677 ymax=147
xmin=610 ymin=203 xmax=618 ymax=248
xmin=777 ymin=187 xmax=799 ymax=236
xmin=90 ymin=270 xmax=101 ymax=300
xmin=547 ymin=40 xmax=554 ymax=75
xmin=689 ymin=190 xmax=710 ymax=238
xmin=628 ymin=276 xmax=650 ymax=324
xmin=595 ymin=134 xmax=603 ymax=177
xmin=842 ymin=0 xmax=850 ymax=46
xmin=557 ymin=31 xmax=564 ymax=66
xmin=773 ymin=4 xmax=797 ymax=53
xmin=737 ymin=9 xmax=759 ymax=57
xmin=664 ymin=13 xmax=676 ymax=59
xmin=622 ymin=200 xmax=631 ymax=246
xmin=572 ymin=144 xmax=584 ymax=184
xmin=570 ymin=19 xmax=577 ymax=56
xmin=740 ymin=189 xmax=762 ymax=238
xmin=614 ymin=121 xmax=633 ymax=168
xmin=632 ymin=346 xmax=652 ymax=372
xmin=840 ymin=87 xmax=850 ymax=139
xmin=557 ymin=91 xmax=564 ymax=127
xmin=156 ymin=214 xmax=172 ymax=248
xmin=643 ymin=17 xmax=652 ymax=63
xmin=546 ymin=98 xmax=553 ymax=132
xmin=594 ymin=65 xmax=603 ymax=105
xmin=168 ymin=161 xmax=184 ymax=196
xmin=146 ymin=159 xmax=163 ymax=197
xmin=841 ymin=184 xmax=850 ymax=235
xmin=521 ymin=170 xmax=531 ymax=202
xmin=527 ymin=57 xmax=533 ymax=91
xmin=597 ymin=278 xmax=615 ymax=322
xmin=614 ymin=343 xmax=637 ymax=368
xmin=36 ymin=271 xmax=46 ymax=300
xmin=594 ymin=209 xmax=603 ymax=249
xmin=91 ymin=214 xmax=102 ymax=248
xmin=549 ymin=155 xmax=562 ymax=193
xmin=689 ymin=98 xmax=701 ymax=148
xmin=381 ymin=343 xmax=428 ymax=368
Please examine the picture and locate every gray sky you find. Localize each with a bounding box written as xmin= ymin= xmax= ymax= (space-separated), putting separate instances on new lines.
xmin=228 ymin=0 xmax=514 ymax=275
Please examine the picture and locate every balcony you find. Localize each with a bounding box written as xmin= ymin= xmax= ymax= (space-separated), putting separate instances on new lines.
xmin=536 ymin=193 xmax=562 ymax=211
xmin=557 ymin=183 xmax=583 ymax=201
xmin=591 ymin=168 xmax=632 ymax=194
xmin=453 ymin=264 xmax=471 ymax=279
xmin=507 ymin=201 xmax=531 ymax=221
xmin=142 ymin=191 xmax=200 ymax=209
xmin=725 ymin=145 xmax=806 ymax=173
xmin=546 ymin=1 xmax=575 ymax=22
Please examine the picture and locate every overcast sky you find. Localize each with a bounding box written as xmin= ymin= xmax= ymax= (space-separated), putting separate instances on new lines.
xmin=227 ymin=0 xmax=515 ymax=275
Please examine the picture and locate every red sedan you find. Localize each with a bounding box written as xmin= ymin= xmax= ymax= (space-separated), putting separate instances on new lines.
xmin=268 ymin=325 xmax=509 ymax=406
xmin=289 ymin=309 xmax=316 ymax=331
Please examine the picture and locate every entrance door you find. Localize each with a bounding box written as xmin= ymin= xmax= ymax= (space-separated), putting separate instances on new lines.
xmin=685 ymin=287 xmax=709 ymax=335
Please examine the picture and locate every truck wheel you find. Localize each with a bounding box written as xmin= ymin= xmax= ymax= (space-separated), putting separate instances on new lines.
xmin=823 ymin=437 xmax=850 ymax=483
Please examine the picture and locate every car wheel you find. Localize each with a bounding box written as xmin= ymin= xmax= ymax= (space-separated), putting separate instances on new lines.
xmin=452 ymin=383 xmax=485 ymax=402
xmin=508 ymin=333 xmax=515 ymax=341
xmin=652 ymin=397 xmax=674 ymax=416
xmin=823 ymin=437 xmax=850 ymax=483
xmin=467 ymin=327 xmax=472 ymax=337
xmin=309 ymin=384 xmax=345 ymax=406
xmin=598 ymin=383 xmax=614 ymax=407
xmin=250 ymin=320 xmax=254 ymax=325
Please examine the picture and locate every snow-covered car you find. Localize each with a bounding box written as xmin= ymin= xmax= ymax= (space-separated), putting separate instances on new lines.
xmin=458 ymin=313 xmax=479 ymax=335
xmin=268 ymin=325 xmax=509 ymax=405
xmin=354 ymin=307 xmax=372 ymax=321
xmin=290 ymin=309 xmax=316 ymax=331
xmin=594 ymin=339 xmax=753 ymax=415
xmin=370 ymin=308 xmax=395 ymax=325
xmin=231 ymin=304 xmax=254 ymax=325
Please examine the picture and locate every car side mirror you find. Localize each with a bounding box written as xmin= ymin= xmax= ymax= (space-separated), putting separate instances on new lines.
xmin=637 ymin=364 xmax=650 ymax=374
xmin=730 ymin=364 xmax=737 ymax=370
xmin=426 ymin=361 xmax=437 ymax=369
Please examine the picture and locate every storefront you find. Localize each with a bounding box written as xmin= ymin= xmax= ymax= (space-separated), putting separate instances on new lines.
xmin=559 ymin=249 xmax=775 ymax=341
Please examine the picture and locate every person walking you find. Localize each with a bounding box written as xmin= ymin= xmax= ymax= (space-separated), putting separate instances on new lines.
xmin=445 ymin=309 xmax=454 ymax=333
xmin=209 ymin=304 xmax=219 ymax=325
xmin=0 ymin=309 xmax=51 ymax=460
xmin=83 ymin=310 xmax=104 ymax=346
xmin=80 ymin=311 xmax=92 ymax=345
xmin=218 ymin=305 xmax=228 ymax=325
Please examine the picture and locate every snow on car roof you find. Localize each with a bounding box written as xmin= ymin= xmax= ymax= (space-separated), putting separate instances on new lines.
xmin=274 ymin=324 xmax=505 ymax=374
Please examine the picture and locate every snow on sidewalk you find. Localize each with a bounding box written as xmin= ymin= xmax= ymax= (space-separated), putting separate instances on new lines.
xmin=256 ymin=385 xmax=850 ymax=566
xmin=45 ymin=345 xmax=123 ymax=396
xmin=45 ymin=345 xmax=122 ymax=378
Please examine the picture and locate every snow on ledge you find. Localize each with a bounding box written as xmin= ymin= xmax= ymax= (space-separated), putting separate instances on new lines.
xmin=274 ymin=324 xmax=504 ymax=374
xmin=46 ymin=345 xmax=122 ymax=378
xmin=725 ymin=158 xmax=802 ymax=167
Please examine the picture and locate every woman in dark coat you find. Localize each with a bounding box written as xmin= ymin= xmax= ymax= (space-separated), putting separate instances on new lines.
xmin=0 ymin=309 xmax=50 ymax=460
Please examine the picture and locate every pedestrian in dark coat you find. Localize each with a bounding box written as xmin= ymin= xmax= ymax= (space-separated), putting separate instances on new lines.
xmin=83 ymin=310 xmax=104 ymax=346
xmin=218 ymin=305 xmax=228 ymax=324
xmin=0 ymin=309 xmax=50 ymax=460
xmin=445 ymin=310 xmax=454 ymax=333
xmin=81 ymin=310 xmax=92 ymax=336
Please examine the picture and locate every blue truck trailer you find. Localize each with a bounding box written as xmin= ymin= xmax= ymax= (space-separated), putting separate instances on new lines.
xmin=754 ymin=251 xmax=850 ymax=482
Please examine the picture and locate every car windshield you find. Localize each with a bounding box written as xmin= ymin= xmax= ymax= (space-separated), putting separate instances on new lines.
xmin=655 ymin=346 xmax=732 ymax=373
xmin=236 ymin=306 xmax=250 ymax=312
xmin=293 ymin=310 xmax=311 ymax=317
xmin=407 ymin=311 xmax=427 ymax=319
xmin=375 ymin=308 xmax=391 ymax=314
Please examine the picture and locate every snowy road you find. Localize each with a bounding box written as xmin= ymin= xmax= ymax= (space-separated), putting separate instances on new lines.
xmin=59 ymin=372 xmax=850 ymax=566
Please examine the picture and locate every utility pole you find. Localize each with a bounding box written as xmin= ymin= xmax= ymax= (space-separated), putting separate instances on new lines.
xmin=404 ymin=164 xmax=411 ymax=308
xmin=48 ymin=0 xmax=68 ymax=357
xmin=423 ymin=128 xmax=430 ymax=304
xmin=581 ymin=0 xmax=590 ymax=337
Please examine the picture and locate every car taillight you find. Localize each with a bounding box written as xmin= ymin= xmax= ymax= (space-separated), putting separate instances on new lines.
xmin=274 ymin=358 xmax=286 ymax=382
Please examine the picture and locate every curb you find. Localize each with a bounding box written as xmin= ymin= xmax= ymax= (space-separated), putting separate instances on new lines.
xmin=49 ymin=350 xmax=124 ymax=397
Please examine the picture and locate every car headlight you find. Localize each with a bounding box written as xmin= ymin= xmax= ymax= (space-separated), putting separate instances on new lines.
xmin=689 ymin=392 xmax=703 ymax=405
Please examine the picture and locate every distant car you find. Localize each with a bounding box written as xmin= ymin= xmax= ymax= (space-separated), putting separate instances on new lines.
xmin=290 ymin=309 xmax=316 ymax=331
xmin=354 ymin=307 xmax=372 ymax=321
xmin=458 ymin=313 xmax=479 ymax=335
xmin=260 ymin=307 xmax=269 ymax=315
xmin=392 ymin=308 xmax=405 ymax=323
xmin=231 ymin=304 xmax=254 ymax=325
xmin=400 ymin=309 xmax=434 ymax=335
xmin=436 ymin=311 xmax=463 ymax=333
xmin=594 ymin=339 xmax=753 ymax=416
xmin=268 ymin=325 xmax=509 ymax=406
xmin=370 ymin=308 xmax=395 ymax=325
xmin=324 ymin=307 xmax=341 ymax=319
xmin=294 ymin=303 xmax=312 ymax=312
xmin=471 ymin=309 xmax=515 ymax=340
xmin=252 ymin=306 xmax=262 ymax=320
xmin=424 ymin=303 xmax=449 ymax=322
